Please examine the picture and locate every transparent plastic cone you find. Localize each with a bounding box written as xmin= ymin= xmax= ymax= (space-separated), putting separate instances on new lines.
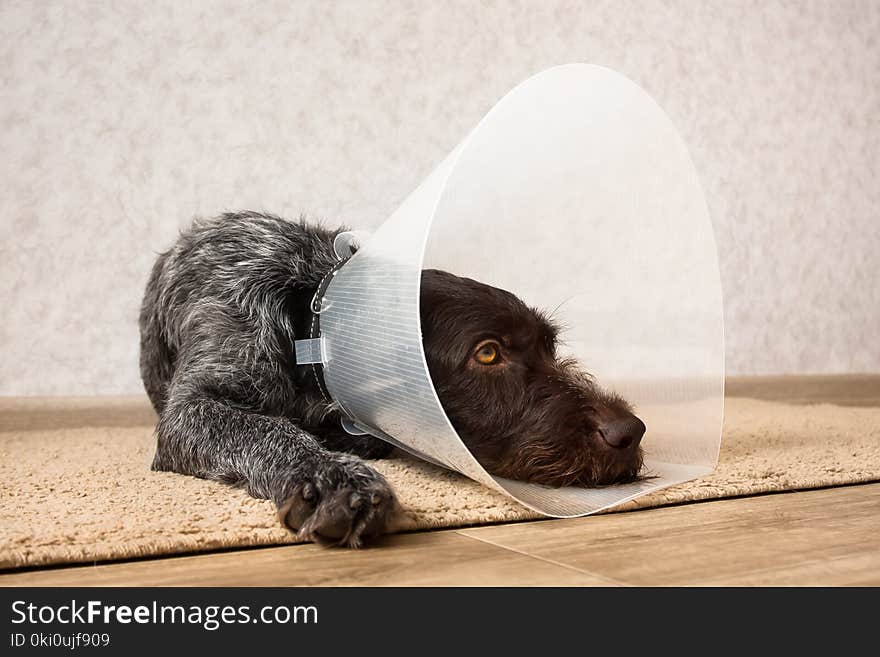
xmin=316 ymin=64 xmax=724 ymax=517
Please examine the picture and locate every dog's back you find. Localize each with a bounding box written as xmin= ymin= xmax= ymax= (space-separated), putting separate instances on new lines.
xmin=138 ymin=212 xmax=342 ymax=414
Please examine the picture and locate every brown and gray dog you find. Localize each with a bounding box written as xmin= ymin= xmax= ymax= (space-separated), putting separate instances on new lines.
xmin=139 ymin=212 xmax=645 ymax=547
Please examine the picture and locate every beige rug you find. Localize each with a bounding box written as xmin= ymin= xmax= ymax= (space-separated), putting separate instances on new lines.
xmin=1 ymin=397 xmax=879 ymax=569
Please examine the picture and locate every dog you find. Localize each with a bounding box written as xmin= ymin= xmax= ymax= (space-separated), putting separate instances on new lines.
xmin=139 ymin=212 xmax=645 ymax=547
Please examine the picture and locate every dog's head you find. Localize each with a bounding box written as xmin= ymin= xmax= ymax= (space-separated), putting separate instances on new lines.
xmin=420 ymin=269 xmax=645 ymax=488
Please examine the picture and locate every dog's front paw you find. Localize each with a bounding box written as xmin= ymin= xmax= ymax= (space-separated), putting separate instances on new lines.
xmin=278 ymin=457 xmax=398 ymax=548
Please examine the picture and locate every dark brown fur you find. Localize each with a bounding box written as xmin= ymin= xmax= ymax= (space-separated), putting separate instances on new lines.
xmin=421 ymin=269 xmax=645 ymax=488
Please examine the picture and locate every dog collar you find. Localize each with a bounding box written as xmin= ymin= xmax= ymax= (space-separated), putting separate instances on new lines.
xmin=293 ymin=232 xmax=373 ymax=437
xmin=294 ymin=254 xmax=349 ymax=402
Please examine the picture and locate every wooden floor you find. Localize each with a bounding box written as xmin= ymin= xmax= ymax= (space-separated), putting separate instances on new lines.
xmin=2 ymin=483 xmax=878 ymax=586
xmin=2 ymin=374 xmax=879 ymax=587
xmin=725 ymin=373 xmax=880 ymax=407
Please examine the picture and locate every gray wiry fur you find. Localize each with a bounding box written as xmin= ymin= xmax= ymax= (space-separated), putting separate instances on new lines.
xmin=140 ymin=212 xmax=397 ymax=547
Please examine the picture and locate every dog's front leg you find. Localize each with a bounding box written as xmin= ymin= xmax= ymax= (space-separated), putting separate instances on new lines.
xmin=152 ymin=393 xmax=398 ymax=547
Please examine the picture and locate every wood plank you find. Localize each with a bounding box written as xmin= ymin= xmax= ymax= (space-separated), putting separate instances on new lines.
xmin=0 ymin=396 xmax=156 ymax=431
xmin=457 ymin=483 xmax=880 ymax=586
xmin=725 ymin=374 xmax=880 ymax=407
xmin=695 ymin=552 xmax=880 ymax=586
xmin=0 ymin=530 xmax=617 ymax=587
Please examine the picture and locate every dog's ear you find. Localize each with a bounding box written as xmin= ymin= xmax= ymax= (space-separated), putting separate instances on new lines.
xmin=420 ymin=269 xmax=457 ymax=295
xmin=420 ymin=269 xmax=479 ymax=368
xmin=419 ymin=269 xmax=460 ymax=316
xmin=419 ymin=269 xmax=453 ymax=340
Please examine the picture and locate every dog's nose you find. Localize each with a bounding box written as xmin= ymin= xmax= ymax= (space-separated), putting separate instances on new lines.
xmin=599 ymin=414 xmax=646 ymax=449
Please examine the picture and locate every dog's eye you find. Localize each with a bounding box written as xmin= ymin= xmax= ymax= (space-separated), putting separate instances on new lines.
xmin=474 ymin=341 xmax=501 ymax=365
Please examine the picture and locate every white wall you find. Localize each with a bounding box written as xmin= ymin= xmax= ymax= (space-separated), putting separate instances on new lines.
xmin=1 ymin=0 xmax=878 ymax=395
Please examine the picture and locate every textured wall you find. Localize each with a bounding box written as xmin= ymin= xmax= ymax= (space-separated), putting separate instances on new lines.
xmin=1 ymin=0 xmax=878 ymax=395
